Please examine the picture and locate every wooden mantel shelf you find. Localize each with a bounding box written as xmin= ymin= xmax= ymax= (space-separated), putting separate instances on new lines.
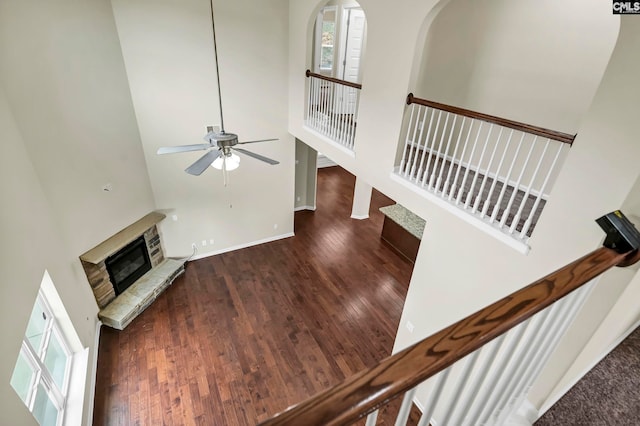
xmin=80 ymin=212 xmax=166 ymax=264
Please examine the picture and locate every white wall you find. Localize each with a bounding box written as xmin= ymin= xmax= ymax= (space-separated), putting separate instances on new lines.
xmin=289 ymin=0 xmax=637 ymax=411
xmin=295 ymin=139 xmax=318 ymax=210
xmin=530 ymin=20 xmax=640 ymax=402
xmin=111 ymin=0 xmax=294 ymax=258
xmin=0 ymin=87 xmax=102 ymax=425
xmin=0 ymin=87 xmax=52 ymax=426
xmin=416 ymin=0 xmax=618 ymax=134
xmin=0 ymin=1 xmax=156 ymax=256
xmin=0 ymin=1 xmax=158 ymax=423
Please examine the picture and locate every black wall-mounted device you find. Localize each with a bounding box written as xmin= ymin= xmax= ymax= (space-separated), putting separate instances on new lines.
xmin=596 ymin=210 xmax=640 ymax=253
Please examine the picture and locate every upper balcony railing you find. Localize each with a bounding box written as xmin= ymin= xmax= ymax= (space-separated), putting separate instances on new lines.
xmin=394 ymin=94 xmax=576 ymax=248
xmin=260 ymin=211 xmax=640 ymax=426
xmin=305 ymin=70 xmax=362 ymax=151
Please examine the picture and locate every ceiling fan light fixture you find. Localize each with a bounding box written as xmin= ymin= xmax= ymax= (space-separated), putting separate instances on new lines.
xmin=155 ymin=0 xmax=279 ymax=180
xmin=211 ymin=152 xmax=240 ymax=171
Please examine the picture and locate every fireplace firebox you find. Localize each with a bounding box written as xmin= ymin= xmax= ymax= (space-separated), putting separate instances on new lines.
xmin=105 ymin=236 xmax=152 ymax=295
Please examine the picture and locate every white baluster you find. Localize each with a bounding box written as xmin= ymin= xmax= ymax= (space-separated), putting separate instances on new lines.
xmin=399 ymin=105 xmax=417 ymax=173
xmin=342 ymin=85 xmax=350 ymax=147
xmin=490 ymin=132 xmax=525 ymax=223
xmin=416 ymin=107 xmax=436 ymax=184
xmin=366 ymin=409 xmax=379 ymax=426
xmin=472 ymin=127 xmax=503 ymax=214
xmin=520 ymin=142 xmax=565 ymax=237
xmin=352 ymin=88 xmax=360 ymax=149
xmin=451 ymin=334 xmax=507 ymax=426
xmin=345 ymin=86 xmax=351 ymax=147
xmin=508 ymin=138 xmax=551 ymax=236
xmin=323 ymin=82 xmax=330 ymax=135
xmin=443 ymin=116 xmax=467 ymax=197
xmin=464 ymin=124 xmax=494 ymax=209
xmin=422 ymin=111 xmax=442 ymax=186
xmin=426 ymin=112 xmax=451 ymax=189
xmin=319 ymin=80 xmax=326 ymax=132
xmin=456 ymin=121 xmax=484 ymax=206
xmin=417 ymin=368 xmax=452 ymax=426
xmin=314 ymin=78 xmax=321 ymax=130
xmin=435 ymin=114 xmax=457 ymax=193
xmin=307 ymin=77 xmax=312 ymax=125
xmin=411 ymin=107 xmax=433 ymax=181
xmin=330 ymin=83 xmax=338 ymax=141
xmin=404 ymin=106 xmax=424 ymax=178
xmin=417 ymin=109 xmax=441 ymax=185
xmin=439 ymin=350 xmax=481 ymax=425
xmin=448 ymin=119 xmax=476 ymax=201
xmin=316 ymin=79 xmax=322 ymax=131
xmin=481 ymin=129 xmax=514 ymax=218
xmin=307 ymin=78 xmax=312 ymax=121
xmin=336 ymin=84 xmax=343 ymax=144
xmin=395 ymin=388 xmax=417 ymax=426
xmin=336 ymin=84 xmax=345 ymax=145
xmin=473 ymin=318 xmax=536 ymax=424
xmin=498 ymin=136 xmax=537 ymax=229
xmin=483 ymin=303 xmax=560 ymax=425
xmin=500 ymin=282 xmax=594 ymax=425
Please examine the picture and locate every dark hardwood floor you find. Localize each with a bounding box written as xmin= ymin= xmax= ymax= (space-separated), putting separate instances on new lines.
xmin=93 ymin=166 xmax=415 ymax=425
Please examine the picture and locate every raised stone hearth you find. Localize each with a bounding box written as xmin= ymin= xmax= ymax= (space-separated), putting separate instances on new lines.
xmin=80 ymin=212 xmax=185 ymax=330
xmin=99 ymin=258 xmax=184 ymax=329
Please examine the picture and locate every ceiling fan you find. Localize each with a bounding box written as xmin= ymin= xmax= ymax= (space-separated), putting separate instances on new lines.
xmin=156 ymin=0 xmax=279 ymax=181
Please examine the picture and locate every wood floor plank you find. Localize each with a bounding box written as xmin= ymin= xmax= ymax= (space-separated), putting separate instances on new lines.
xmin=93 ymin=167 xmax=415 ymax=425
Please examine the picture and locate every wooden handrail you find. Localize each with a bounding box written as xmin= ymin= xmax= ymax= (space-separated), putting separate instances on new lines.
xmin=306 ymin=69 xmax=363 ymax=90
xmin=260 ymin=245 xmax=637 ymax=426
xmin=406 ymin=93 xmax=576 ymax=145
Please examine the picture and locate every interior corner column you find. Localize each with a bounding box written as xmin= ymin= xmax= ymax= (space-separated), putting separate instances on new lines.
xmin=351 ymin=177 xmax=373 ymax=220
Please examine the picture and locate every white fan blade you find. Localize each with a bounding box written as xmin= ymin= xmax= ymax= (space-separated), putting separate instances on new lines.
xmin=237 ymin=138 xmax=279 ymax=145
xmin=185 ymin=150 xmax=220 ymax=176
xmin=157 ymin=144 xmax=211 ymax=155
xmin=234 ymin=147 xmax=279 ymax=165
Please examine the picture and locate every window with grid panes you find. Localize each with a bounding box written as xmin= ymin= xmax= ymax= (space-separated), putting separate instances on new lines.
xmin=10 ymin=291 xmax=72 ymax=426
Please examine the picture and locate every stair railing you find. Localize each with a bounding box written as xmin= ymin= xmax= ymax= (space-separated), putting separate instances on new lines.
xmin=260 ymin=211 xmax=640 ymax=426
xmin=305 ymin=70 xmax=362 ymax=151
xmin=396 ymin=94 xmax=576 ymax=243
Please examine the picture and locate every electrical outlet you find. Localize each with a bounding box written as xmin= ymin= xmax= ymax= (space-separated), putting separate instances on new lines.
xmin=406 ymin=321 xmax=414 ymax=333
xmin=273 ymin=224 xmax=278 ymax=230
xmin=172 ymin=215 xmax=178 ymax=221
xmin=209 ymin=239 xmax=214 ymax=245
xmin=201 ymin=240 xmax=207 ymax=246
xmin=296 ymin=196 xmax=301 ymax=202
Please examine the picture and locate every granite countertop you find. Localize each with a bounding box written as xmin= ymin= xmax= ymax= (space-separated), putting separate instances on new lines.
xmin=379 ymin=204 xmax=426 ymax=239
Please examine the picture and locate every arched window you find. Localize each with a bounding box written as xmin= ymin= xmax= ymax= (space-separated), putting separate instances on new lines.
xmin=313 ymin=1 xmax=366 ymax=84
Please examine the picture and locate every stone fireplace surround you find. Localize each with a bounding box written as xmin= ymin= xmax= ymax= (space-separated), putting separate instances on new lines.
xmin=80 ymin=212 xmax=185 ymax=330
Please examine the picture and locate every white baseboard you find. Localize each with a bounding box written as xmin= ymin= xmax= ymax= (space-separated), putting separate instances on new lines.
xmin=350 ymin=214 xmax=369 ymax=220
xmin=506 ymin=398 xmax=538 ymax=425
xmin=317 ymin=153 xmax=338 ymax=168
xmin=294 ymin=205 xmax=316 ymax=212
xmin=85 ymin=320 xmax=102 ymax=426
xmin=190 ymin=232 xmax=295 ymax=261
xmin=538 ymin=317 xmax=640 ymax=416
